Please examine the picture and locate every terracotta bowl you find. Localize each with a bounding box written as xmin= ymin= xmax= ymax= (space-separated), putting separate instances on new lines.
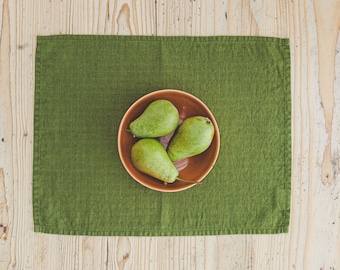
xmin=117 ymin=89 xmax=220 ymax=192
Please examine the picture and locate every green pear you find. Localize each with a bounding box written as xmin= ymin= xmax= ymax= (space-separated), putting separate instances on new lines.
xmin=129 ymin=99 xmax=179 ymax=138
xmin=131 ymin=138 xmax=179 ymax=183
xmin=167 ymin=116 xmax=215 ymax=162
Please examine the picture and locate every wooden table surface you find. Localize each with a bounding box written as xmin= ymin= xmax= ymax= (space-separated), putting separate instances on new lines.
xmin=1 ymin=0 xmax=339 ymax=269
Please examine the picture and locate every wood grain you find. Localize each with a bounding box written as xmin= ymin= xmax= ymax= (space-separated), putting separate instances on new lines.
xmin=314 ymin=0 xmax=340 ymax=185
xmin=0 ymin=0 xmax=339 ymax=269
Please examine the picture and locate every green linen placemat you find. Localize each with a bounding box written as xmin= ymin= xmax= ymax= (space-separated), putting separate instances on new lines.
xmin=33 ymin=35 xmax=291 ymax=236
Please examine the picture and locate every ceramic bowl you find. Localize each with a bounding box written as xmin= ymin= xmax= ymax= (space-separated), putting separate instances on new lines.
xmin=117 ymin=89 xmax=220 ymax=192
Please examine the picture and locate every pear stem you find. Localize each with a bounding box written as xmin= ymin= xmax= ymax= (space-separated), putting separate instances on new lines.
xmin=176 ymin=177 xmax=202 ymax=185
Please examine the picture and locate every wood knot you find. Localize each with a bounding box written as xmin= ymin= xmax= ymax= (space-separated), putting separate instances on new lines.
xmin=0 ymin=224 xmax=8 ymax=240
xmin=122 ymin=252 xmax=130 ymax=260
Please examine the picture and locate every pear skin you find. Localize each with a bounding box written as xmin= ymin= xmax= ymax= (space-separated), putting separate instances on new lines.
xmin=167 ymin=116 xmax=215 ymax=162
xmin=129 ymin=99 xmax=179 ymax=138
xmin=131 ymin=138 xmax=179 ymax=183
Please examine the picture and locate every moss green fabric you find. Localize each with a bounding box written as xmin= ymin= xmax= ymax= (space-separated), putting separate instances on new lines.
xmin=33 ymin=35 xmax=291 ymax=236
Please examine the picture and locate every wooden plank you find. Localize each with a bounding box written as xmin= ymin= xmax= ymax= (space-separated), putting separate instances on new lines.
xmin=0 ymin=0 xmax=14 ymax=268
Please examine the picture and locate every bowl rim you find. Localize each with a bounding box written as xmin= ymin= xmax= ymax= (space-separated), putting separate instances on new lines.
xmin=117 ymin=89 xmax=220 ymax=192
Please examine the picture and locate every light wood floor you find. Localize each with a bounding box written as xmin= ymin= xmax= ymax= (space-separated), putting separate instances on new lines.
xmin=1 ymin=0 xmax=340 ymax=269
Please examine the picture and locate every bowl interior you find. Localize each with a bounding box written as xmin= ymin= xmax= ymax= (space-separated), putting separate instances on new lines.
xmin=118 ymin=89 xmax=220 ymax=192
